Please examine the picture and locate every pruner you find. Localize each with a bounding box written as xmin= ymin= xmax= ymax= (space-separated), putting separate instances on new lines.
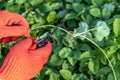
xmin=36 ymin=20 xmax=64 ymax=48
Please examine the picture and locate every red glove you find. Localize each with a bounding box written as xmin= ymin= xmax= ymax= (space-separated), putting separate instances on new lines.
xmin=0 ymin=38 xmax=52 ymax=80
xmin=0 ymin=10 xmax=29 ymax=43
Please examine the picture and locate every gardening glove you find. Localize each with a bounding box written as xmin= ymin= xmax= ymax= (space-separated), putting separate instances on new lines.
xmin=0 ymin=38 xmax=52 ymax=80
xmin=0 ymin=10 xmax=29 ymax=43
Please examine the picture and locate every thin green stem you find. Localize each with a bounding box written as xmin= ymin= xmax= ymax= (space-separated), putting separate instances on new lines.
xmin=79 ymin=35 xmax=117 ymax=80
xmin=73 ymin=28 xmax=97 ymax=37
xmin=81 ymin=28 xmax=97 ymax=34
xmin=30 ymin=25 xmax=72 ymax=35
xmin=30 ymin=25 xmax=96 ymax=36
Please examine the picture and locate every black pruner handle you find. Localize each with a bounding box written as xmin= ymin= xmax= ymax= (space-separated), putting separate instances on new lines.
xmin=36 ymin=38 xmax=48 ymax=48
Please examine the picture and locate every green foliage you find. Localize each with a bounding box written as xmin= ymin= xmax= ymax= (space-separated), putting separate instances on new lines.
xmin=0 ymin=0 xmax=120 ymax=80
xmin=47 ymin=11 xmax=59 ymax=22
xmin=65 ymin=0 xmax=74 ymax=3
xmin=92 ymin=0 xmax=103 ymax=6
xmin=95 ymin=21 xmax=110 ymax=41
xmin=89 ymin=8 xmax=101 ymax=18
xmin=65 ymin=12 xmax=77 ymax=20
xmin=113 ymin=18 xmax=120 ymax=37
xmin=88 ymin=59 xmax=99 ymax=74
xmin=15 ymin=0 xmax=26 ymax=5
xmin=59 ymin=47 xmax=72 ymax=58
xmin=50 ymin=2 xmax=63 ymax=11
xmin=103 ymin=3 xmax=115 ymax=13
xmin=72 ymin=3 xmax=85 ymax=15
xmin=102 ymin=8 xmax=111 ymax=19
xmin=59 ymin=69 xmax=72 ymax=80
xmin=72 ymin=73 xmax=88 ymax=80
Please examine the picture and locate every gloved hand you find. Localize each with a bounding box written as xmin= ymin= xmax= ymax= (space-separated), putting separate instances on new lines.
xmin=0 ymin=10 xmax=29 ymax=43
xmin=0 ymin=38 xmax=52 ymax=80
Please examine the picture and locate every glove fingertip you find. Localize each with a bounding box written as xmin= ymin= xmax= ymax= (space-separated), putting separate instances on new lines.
xmin=32 ymin=41 xmax=52 ymax=57
xmin=14 ymin=38 xmax=36 ymax=50
xmin=23 ymin=38 xmax=36 ymax=49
